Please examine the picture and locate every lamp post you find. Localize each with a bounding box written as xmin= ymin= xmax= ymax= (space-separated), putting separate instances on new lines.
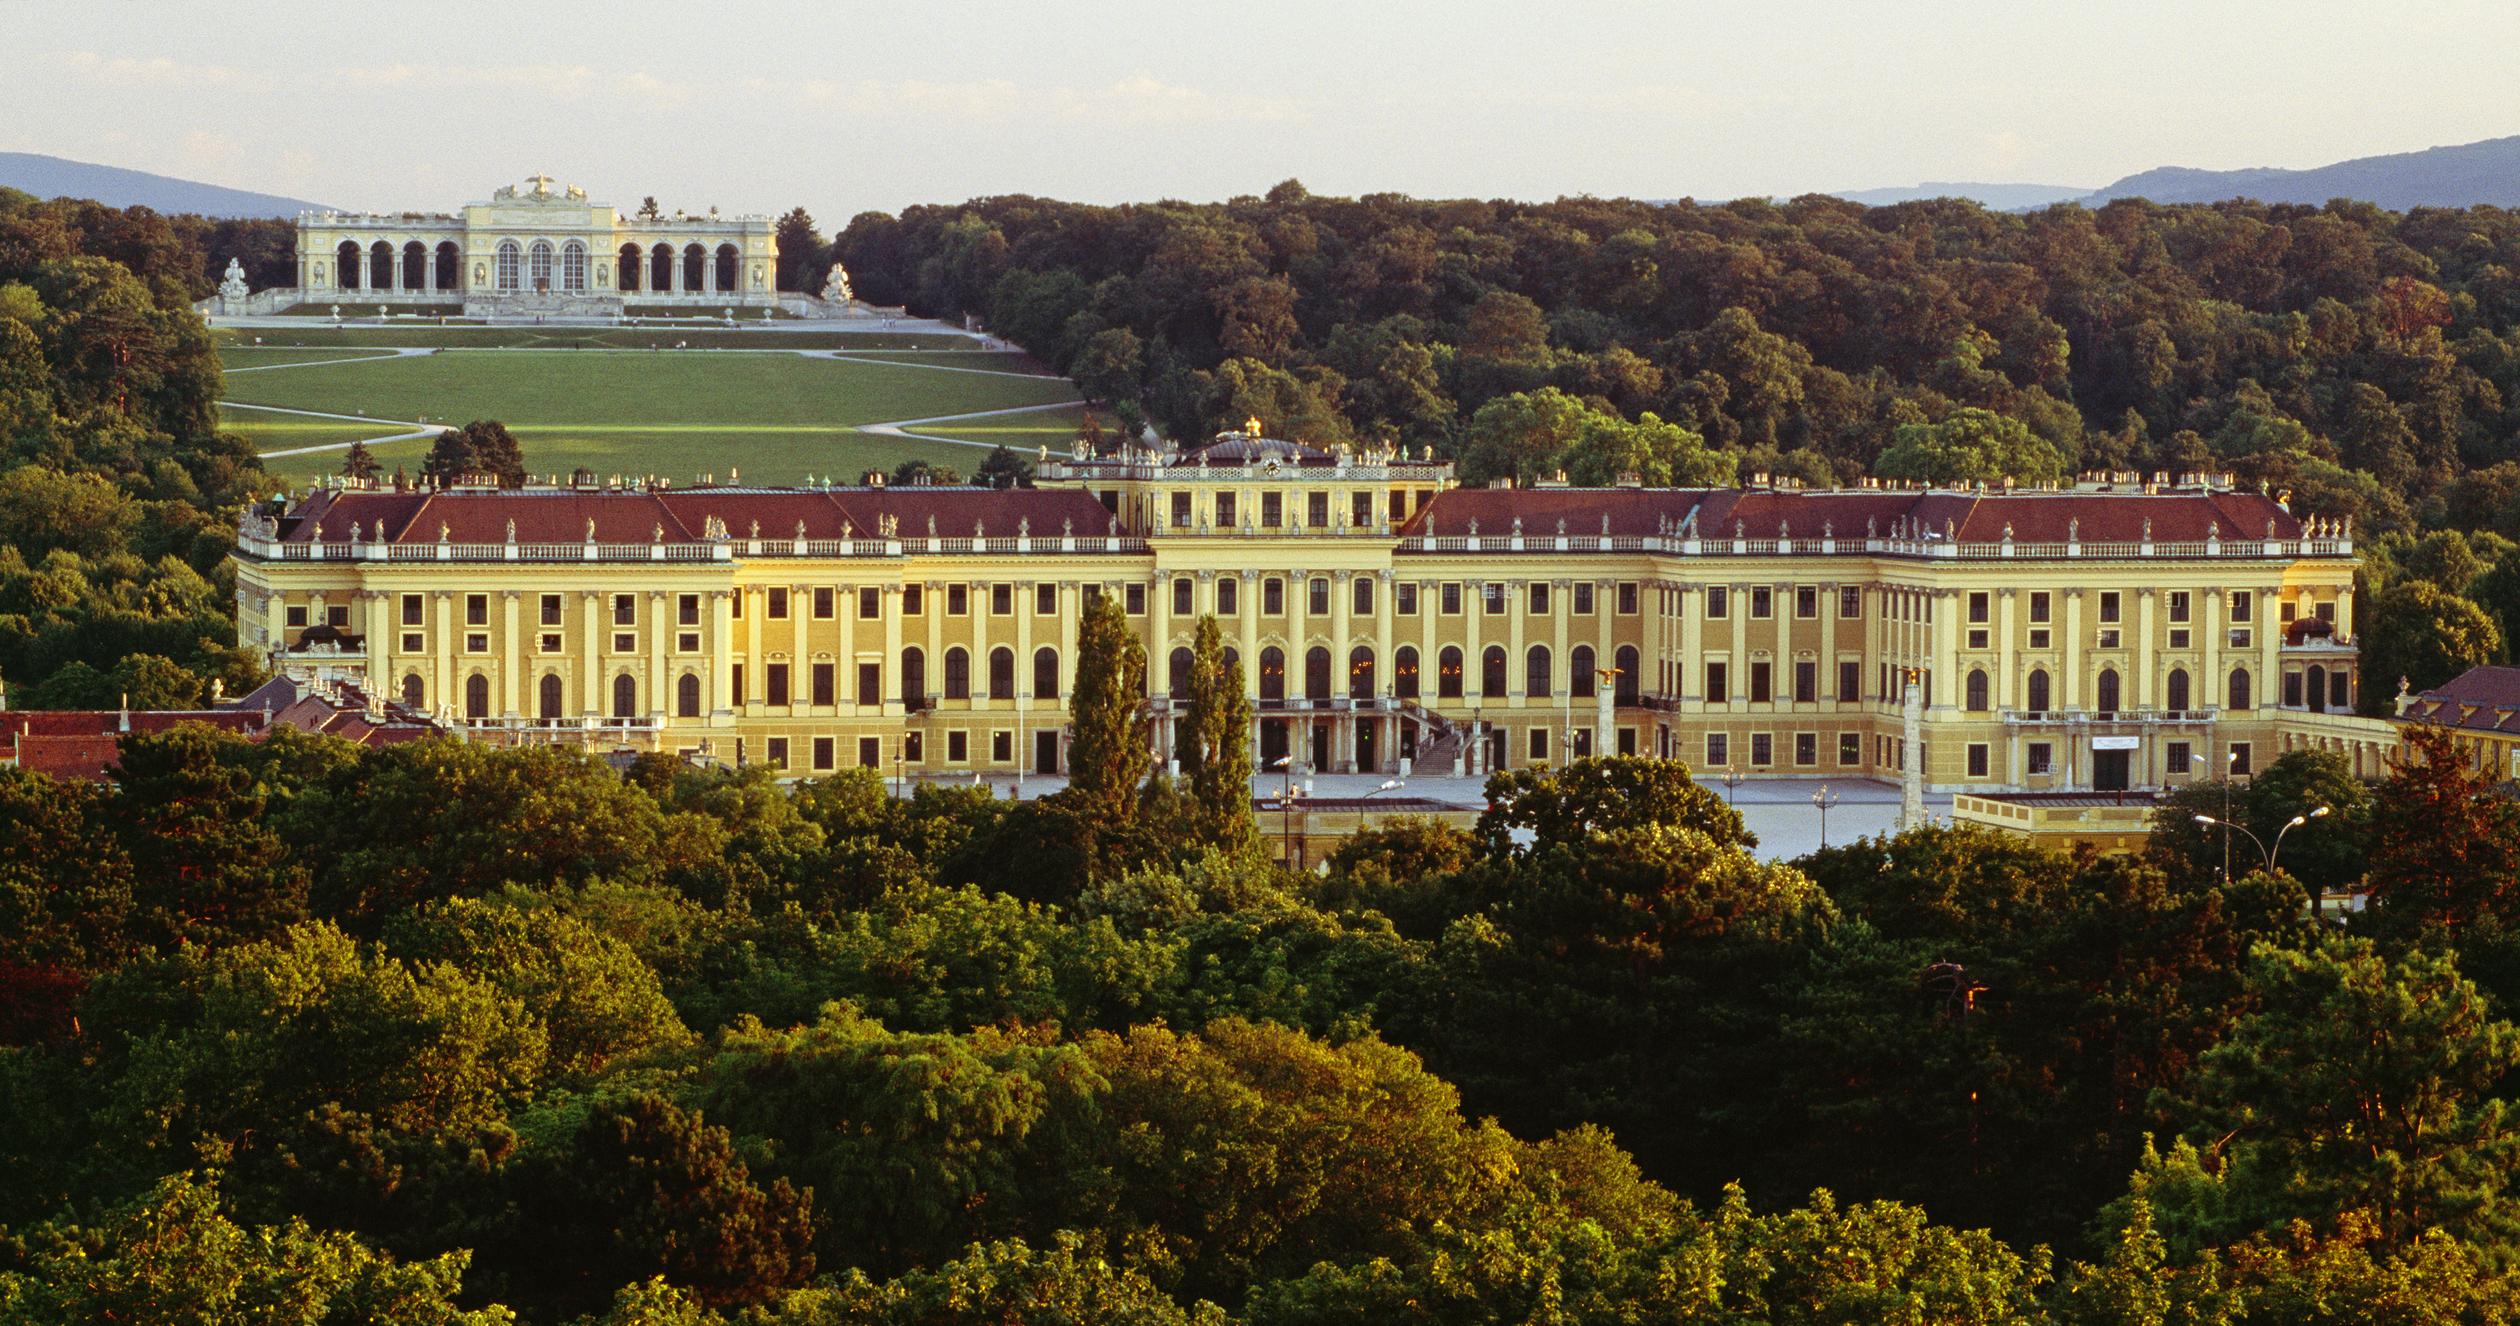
xmin=1722 ymin=765 xmax=1743 ymax=806
xmin=1358 ymin=777 xmax=1407 ymax=841
xmin=1811 ymin=782 xmax=1842 ymax=848
xmin=1269 ymin=754 xmax=1300 ymax=868
xmin=2192 ymin=804 xmax=2329 ymax=876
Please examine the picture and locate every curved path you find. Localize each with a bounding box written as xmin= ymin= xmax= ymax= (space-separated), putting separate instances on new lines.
xmin=222 ymin=342 xmax=1077 ymax=462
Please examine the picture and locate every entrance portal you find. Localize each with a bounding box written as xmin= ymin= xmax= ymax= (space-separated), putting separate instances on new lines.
xmin=1034 ymin=730 xmax=1060 ymax=776
xmin=2093 ymin=749 xmax=2131 ymax=791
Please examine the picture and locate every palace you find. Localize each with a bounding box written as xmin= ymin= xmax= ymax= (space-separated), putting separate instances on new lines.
xmin=231 ymin=433 xmax=2377 ymax=793
xmin=287 ymin=174 xmax=778 ymax=316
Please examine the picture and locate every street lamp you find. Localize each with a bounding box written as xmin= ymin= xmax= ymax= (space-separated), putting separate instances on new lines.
xmin=1269 ymin=754 xmax=1300 ymax=867
xmin=2192 ymin=804 xmax=2329 ymax=876
xmin=1722 ymin=765 xmax=1744 ymax=806
xmin=1811 ymin=782 xmax=1842 ymax=848
xmin=1358 ymin=776 xmax=1407 ymax=840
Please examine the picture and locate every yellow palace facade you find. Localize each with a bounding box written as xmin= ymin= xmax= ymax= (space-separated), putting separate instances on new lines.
xmin=233 ymin=433 xmax=2367 ymax=792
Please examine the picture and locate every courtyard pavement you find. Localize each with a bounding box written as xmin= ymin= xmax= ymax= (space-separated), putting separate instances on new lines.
xmin=928 ymin=770 xmax=1949 ymax=863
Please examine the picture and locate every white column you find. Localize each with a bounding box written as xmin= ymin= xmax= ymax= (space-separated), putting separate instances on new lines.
xmin=711 ymin=590 xmax=735 ymax=716
xmin=500 ymin=591 xmax=521 ymax=718
xmin=744 ymin=588 xmax=764 ymax=715
xmin=791 ymin=585 xmax=808 ymax=715
xmin=582 ymin=591 xmax=603 ymax=717
xmin=2136 ymin=588 xmax=2158 ymax=710
xmin=2063 ymin=590 xmax=2084 ymax=711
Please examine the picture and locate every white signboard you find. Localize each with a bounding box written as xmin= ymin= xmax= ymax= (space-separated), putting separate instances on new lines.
xmin=2091 ymin=736 xmax=2141 ymax=751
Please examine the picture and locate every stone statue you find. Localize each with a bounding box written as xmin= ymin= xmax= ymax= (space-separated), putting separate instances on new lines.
xmin=505 ymin=518 xmax=517 ymax=544
xmin=218 ymin=258 xmax=250 ymax=302
xmin=795 ymin=519 xmax=807 ymax=539
xmin=585 ymin=517 xmax=597 ymax=542
xmin=821 ymin=263 xmax=855 ymax=305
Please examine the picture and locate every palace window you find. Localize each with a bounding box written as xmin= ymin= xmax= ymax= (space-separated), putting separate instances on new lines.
xmin=528 ymin=239 xmax=554 ymax=291
xmin=561 ymin=240 xmax=587 ymax=291
xmin=496 ymin=240 xmax=521 ymax=291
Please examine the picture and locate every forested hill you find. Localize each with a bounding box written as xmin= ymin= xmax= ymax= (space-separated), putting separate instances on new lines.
xmin=828 ymin=184 xmax=2520 ymax=540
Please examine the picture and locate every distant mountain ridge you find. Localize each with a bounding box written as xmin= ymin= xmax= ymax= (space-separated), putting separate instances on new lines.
xmin=2080 ymin=135 xmax=2520 ymax=209
xmin=1830 ymin=182 xmax=2091 ymax=210
xmin=1834 ymin=134 xmax=2520 ymax=213
xmin=0 ymin=152 xmax=332 ymax=218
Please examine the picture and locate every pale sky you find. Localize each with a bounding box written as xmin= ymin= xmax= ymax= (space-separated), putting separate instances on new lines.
xmin=3 ymin=0 xmax=2515 ymax=220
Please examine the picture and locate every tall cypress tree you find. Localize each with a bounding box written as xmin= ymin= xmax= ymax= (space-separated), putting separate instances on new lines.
xmin=1064 ymin=591 xmax=1150 ymax=826
xmin=1180 ymin=614 xmax=1254 ymax=847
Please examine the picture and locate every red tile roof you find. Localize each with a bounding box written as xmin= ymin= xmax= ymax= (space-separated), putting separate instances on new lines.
xmin=0 ymin=711 xmax=269 ymax=782
xmin=2403 ymin=666 xmax=2520 ymax=732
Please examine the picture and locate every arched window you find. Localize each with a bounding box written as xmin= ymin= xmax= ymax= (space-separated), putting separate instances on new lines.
xmin=901 ymin=646 xmax=927 ymax=708
xmin=2167 ymin=668 xmax=2191 ymax=712
xmin=1964 ymin=668 xmax=1989 ymax=713
xmin=434 ymin=240 xmax=460 ymax=291
xmin=1305 ymin=646 xmax=1332 ymax=700
xmin=650 ymin=243 xmax=674 ymax=292
xmin=1438 ymin=646 xmax=1464 ymax=699
xmin=496 ymin=240 xmax=522 ymax=291
xmin=989 ymin=647 xmax=1015 ymax=699
xmin=715 ymin=243 xmax=740 ymax=293
xmin=400 ymin=240 xmax=426 ymax=291
xmin=683 ymin=243 xmax=707 ymax=292
xmin=528 ymin=239 xmax=555 ymax=292
xmin=618 ymin=243 xmax=642 ymax=292
xmin=538 ymin=673 xmax=564 ymax=721
xmin=1614 ymin=646 xmax=1641 ymax=704
xmin=1260 ymin=646 xmax=1286 ymax=701
xmin=368 ymin=241 xmax=392 ymax=289
xmin=2096 ymin=668 xmax=2121 ymax=715
xmin=1034 ymin=646 xmax=1059 ymax=701
xmin=336 ymin=240 xmax=361 ymax=289
xmin=1571 ymin=644 xmax=1597 ymax=699
xmin=1395 ymin=646 xmax=1421 ymax=699
xmin=1222 ymin=647 xmax=1240 ymax=690
xmin=2027 ymin=668 xmax=2051 ymax=714
xmin=613 ymin=673 xmax=637 ymax=719
xmin=1480 ymin=645 xmax=1508 ymax=696
xmin=464 ymin=674 xmax=490 ymax=720
xmin=1350 ymin=646 xmax=1376 ymax=699
xmin=401 ymin=673 xmax=424 ymax=708
xmin=1169 ymin=646 xmax=1195 ymax=700
xmin=561 ymin=240 xmax=588 ymax=292
xmin=1527 ymin=645 xmax=1552 ymax=697
xmin=676 ymin=673 xmax=701 ymax=718
xmin=943 ymin=647 xmax=971 ymax=700
xmin=2229 ymin=668 xmax=2252 ymax=711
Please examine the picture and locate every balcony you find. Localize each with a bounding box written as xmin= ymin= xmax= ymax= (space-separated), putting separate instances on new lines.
xmin=2001 ymin=707 xmax=2217 ymax=727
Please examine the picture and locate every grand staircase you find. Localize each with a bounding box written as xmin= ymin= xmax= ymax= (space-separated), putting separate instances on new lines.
xmin=1395 ymin=699 xmax=1465 ymax=774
